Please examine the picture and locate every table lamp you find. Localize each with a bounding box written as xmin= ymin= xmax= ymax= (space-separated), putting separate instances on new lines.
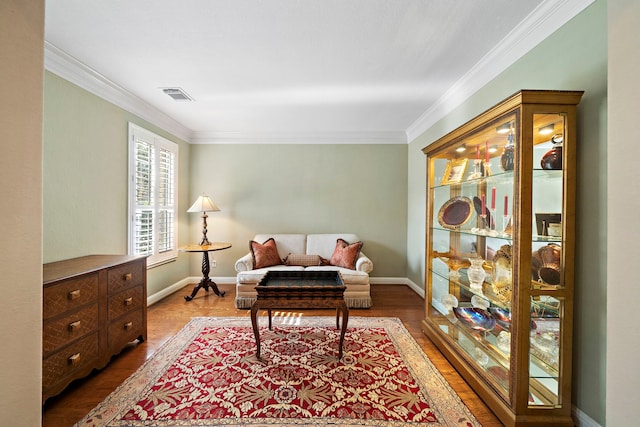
xmin=187 ymin=194 xmax=220 ymax=246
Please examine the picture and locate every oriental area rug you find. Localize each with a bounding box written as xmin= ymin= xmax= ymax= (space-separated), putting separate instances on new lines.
xmin=76 ymin=316 xmax=480 ymax=427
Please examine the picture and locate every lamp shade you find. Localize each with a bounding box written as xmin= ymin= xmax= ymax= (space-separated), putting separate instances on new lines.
xmin=187 ymin=195 xmax=220 ymax=213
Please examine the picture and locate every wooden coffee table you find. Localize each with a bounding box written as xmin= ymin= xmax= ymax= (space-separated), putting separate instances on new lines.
xmin=250 ymin=270 xmax=349 ymax=360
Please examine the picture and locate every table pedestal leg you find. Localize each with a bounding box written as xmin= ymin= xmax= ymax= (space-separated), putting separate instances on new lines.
xmin=251 ymin=304 xmax=261 ymax=359
xmin=337 ymin=303 xmax=349 ymax=360
xmin=184 ymin=252 xmax=226 ymax=301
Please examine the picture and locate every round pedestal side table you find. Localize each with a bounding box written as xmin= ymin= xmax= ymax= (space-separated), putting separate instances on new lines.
xmin=179 ymin=242 xmax=232 ymax=301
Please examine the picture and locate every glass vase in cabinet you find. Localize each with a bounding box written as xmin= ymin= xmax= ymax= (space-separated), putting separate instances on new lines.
xmin=422 ymin=90 xmax=583 ymax=427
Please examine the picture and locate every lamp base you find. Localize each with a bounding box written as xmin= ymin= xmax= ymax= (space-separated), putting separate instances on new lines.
xmin=198 ymin=212 xmax=210 ymax=246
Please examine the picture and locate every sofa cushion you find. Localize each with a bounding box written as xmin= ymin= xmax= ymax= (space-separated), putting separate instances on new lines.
xmin=237 ymin=265 xmax=305 ymax=284
xmin=250 ymin=238 xmax=283 ymax=269
xmin=329 ymin=238 xmax=363 ymax=270
xmin=253 ymin=234 xmax=306 ymax=259
xmin=305 ymin=266 xmax=371 ymax=285
xmin=284 ymin=253 xmax=323 ymax=267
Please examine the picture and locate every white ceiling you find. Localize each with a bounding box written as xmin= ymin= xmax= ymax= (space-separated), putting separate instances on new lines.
xmin=44 ymin=0 xmax=592 ymax=144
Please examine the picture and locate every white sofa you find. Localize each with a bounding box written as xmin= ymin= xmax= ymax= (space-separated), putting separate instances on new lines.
xmin=234 ymin=233 xmax=373 ymax=309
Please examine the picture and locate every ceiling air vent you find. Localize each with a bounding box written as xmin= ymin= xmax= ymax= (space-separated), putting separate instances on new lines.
xmin=161 ymin=87 xmax=194 ymax=101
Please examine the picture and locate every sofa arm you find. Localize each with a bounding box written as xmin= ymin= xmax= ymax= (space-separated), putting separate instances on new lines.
xmin=356 ymin=252 xmax=373 ymax=273
xmin=235 ymin=253 xmax=254 ymax=272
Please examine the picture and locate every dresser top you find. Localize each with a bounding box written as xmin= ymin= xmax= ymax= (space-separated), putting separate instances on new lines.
xmin=43 ymin=254 xmax=147 ymax=285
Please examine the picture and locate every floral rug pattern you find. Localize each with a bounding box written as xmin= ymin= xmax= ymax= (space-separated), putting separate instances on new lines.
xmin=76 ymin=317 xmax=479 ymax=426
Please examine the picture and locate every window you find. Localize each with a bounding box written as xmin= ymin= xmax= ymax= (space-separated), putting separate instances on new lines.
xmin=128 ymin=123 xmax=178 ymax=266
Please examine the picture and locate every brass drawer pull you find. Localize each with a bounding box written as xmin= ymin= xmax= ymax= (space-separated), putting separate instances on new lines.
xmin=124 ymin=297 xmax=133 ymax=306
xmin=123 ymin=273 xmax=132 ymax=281
xmin=68 ymin=353 xmax=81 ymax=366
xmin=68 ymin=289 xmax=81 ymax=300
xmin=68 ymin=320 xmax=81 ymax=331
xmin=124 ymin=322 xmax=133 ymax=330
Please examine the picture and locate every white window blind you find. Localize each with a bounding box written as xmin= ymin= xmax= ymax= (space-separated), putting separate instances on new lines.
xmin=128 ymin=123 xmax=178 ymax=266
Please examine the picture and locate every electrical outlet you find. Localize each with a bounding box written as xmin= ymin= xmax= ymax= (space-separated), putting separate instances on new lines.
xmin=212 ymin=259 xmax=217 ymax=268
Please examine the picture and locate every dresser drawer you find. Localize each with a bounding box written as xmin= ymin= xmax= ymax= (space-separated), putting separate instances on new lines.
xmin=107 ymin=261 xmax=144 ymax=294
xmin=43 ymin=273 xmax=99 ymax=320
xmin=108 ymin=286 xmax=144 ymax=320
xmin=108 ymin=310 xmax=144 ymax=352
xmin=42 ymin=332 xmax=99 ymax=391
xmin=43 ymin=303 xmax=99 ymax=355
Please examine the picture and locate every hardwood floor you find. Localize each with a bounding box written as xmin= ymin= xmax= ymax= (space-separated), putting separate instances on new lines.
xmin=42 ymin=283 xmax=503 ymax=426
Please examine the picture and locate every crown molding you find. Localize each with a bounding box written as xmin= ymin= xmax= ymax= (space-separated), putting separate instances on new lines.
xmin=406 ymin=0 xmax=595 ymax=143
xmin=45 ymin=41 xmax=407 ymax=144
xmin=44 ymin=42 xmax=193 ymax=142
xmin=44 ymin=0 xmax=594 ymax=146
xmin=44 ymin=42 xmax=403 ymax=145
xmin=190 ymin=130 xmax=407 ymax=144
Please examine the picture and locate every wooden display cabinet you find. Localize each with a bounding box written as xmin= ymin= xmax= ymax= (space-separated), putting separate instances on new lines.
xmin=422 ymin=90 xmax=583 ymax=426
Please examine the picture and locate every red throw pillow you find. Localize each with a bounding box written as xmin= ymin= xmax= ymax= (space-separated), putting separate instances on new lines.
xmin=329 ymin=238 xmax=363 ymax=270
xmin=249 ymin=238 xmax=283 ymax=269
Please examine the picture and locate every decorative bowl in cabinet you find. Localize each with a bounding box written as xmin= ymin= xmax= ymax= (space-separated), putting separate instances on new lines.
xmin=532 ymin=243 xmax=562 ymax=285
xmin=488 ymin=307 xmax=538 ymax=330
xmin=438 ymin=196 xmax=474 ymax=229
xmin=453 ymin=307 xmax=496 ymax=332
xmin=488 ymin=307 xmax=512 ymax=330
xmin=540 ymin=134 xmax=564 ymax=170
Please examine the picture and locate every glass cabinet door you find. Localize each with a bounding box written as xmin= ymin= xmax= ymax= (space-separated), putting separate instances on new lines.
xmin=427 ymin=112 xmax=518 ymax=401
xmin=528 ymin=112 xmax=567 ymax=407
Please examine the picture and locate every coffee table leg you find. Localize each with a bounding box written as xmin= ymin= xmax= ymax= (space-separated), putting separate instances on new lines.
xmin=338 ymin=303 xmax=349 ymax=359
xmin=268 ymin=309 xmax=272 ymax=330
xmin=250 ymin=304 xmax=261 ymax=359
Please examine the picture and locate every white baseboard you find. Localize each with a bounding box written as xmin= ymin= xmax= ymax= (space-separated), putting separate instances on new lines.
xmin=146 ymin=277 xmax=192 ymax=306
xmin=147 ymin=276 xmax=237 ymax=306
xmin=185 ymin=276 xmax=237 ymax=285
xmin=369 ymin=277 xmax=425 ymax=298
xmin=404 ymin=278 xmax=425 ymax=298
xmin=573 ymin=405 xmax=601 ymax=427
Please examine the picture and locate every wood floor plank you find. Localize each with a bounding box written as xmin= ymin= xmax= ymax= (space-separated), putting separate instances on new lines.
xmin=42 ymin=283 xmax=503 ymax=426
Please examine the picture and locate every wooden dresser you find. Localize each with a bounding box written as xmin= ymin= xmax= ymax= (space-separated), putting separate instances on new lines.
xmin=42 ymin=255 xmax=147 ymax=402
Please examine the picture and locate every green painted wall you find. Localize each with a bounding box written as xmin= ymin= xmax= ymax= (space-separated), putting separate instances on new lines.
xmin=43 ymin=72 xmax=192 ymax=297
xmin=188 ymin=144 xmax=408 ymax=278
xmin=407 ymin=1 xmax=606 ymax=423
xmin=42 ymin=72 xmax=408 ymax=286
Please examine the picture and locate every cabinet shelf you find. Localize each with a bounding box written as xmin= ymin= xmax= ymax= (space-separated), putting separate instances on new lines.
xmin=429 ymin=265 xmax=507 ymax=309
xmin=431 ymin=156 xmax=563 ymax=190
xmin=432 ymin=170 xmax=515 ymax=190
xmin=432 ymin=225 xmax=514 ymax=240
xmin=429 ymin=311 xmax=561 ymax=406
xmin=431 ymin=225 xmax=565 ymax=244
xmin=422 ymin=90 xmax=582 ymax=426
xmin=448 ymin=313 xmax=560 ymax=378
